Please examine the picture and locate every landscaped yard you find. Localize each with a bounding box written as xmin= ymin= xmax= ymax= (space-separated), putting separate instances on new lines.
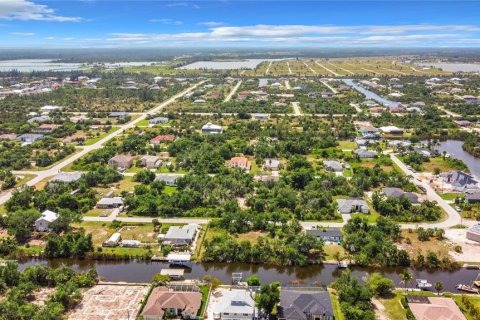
xmin=329 ymin=289 xmax=346 ymax=320
xmin=84 ymin=126 xmax=120 ymax=145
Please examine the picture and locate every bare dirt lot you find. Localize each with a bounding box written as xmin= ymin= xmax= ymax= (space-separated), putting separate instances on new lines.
xmin=68 ymin=284 xmax=148 ymax=320
xmin=446 ymin=228 xmax=480 ymax=262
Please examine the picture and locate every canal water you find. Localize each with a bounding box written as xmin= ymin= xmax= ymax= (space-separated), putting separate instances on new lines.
xmin=433 ymin=140 xmax=480 ymax=179
xmin=17 ymin=258 xmax=480 ymax=292
xmin=342 ymin=79 xmax=400 ymax=109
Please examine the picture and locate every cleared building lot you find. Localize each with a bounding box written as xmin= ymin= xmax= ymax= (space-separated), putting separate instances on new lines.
xmin=69 ymin=284 xmax=148 ymax=320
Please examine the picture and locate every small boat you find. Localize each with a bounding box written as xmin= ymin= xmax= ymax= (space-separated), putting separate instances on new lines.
xmin=465 ymin=265 xmax=480 ymax=270
xmin=456 ymin=284 xmax=479 ymax=294
xmin=338 ymin=261 xmax=348 ymax=269
xmin=416 ymin=279 xmax=433 ymax=290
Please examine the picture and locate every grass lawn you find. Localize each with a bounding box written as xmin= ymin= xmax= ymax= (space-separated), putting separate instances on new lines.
xmin=120 ymin=224 xmax=157 ymax=243
xmin=379 ymin=291 xmax=407 ymax=320
xmin=73 ymin=221 xmax=113 ymax=247
xmin=237 ymin=231 xmax=267 ymax=245
xmin=329 ymin=289 xmax=346 ymax=320
xmin=422 ymin=157 xmax=467 ymax=173
xmin=440 ymin=193 xmax=462 ymax=201
xmin=34 ymin=176 xmax=53 ymax=190
xmin=163 ymin=186 xmax=177 ymax=195
xmin=84 ymin=126 xmax=119 ymax=146
xmin=136 ymin=119 xmax=149 ymax=127
xmin=453 ymin=295 xmax=480 ymax=320
xmin=324 ymin=244 xmax=346 ymax=262
xmin=198 ymin=285 xmax=210 ymax=318
xmin=15 ymin=174 xmax=35 ymax=187
xmin=83 ymin=208 xmax=111 ymax=217
xmin=338 ymin=140 xmax=357 ymax=150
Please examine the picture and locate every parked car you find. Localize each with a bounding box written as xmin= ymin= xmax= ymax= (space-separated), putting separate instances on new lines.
xmin=455 ymin=206 xmax=462 ymax=212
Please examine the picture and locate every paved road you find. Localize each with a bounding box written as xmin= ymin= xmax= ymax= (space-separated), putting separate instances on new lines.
xmin=83 ymin=216 xmax=211 ymax=224
xmin=0 ymin=81 xmax=205 ymax=205
xmin=303 ymin=62 xmax=317 ymax=75
xmin=389 ymin=154 xmax=464 ymax=229
xmin=265 ymin=61 xmax=273 ymax=75
xmin=320 ymin=80 xmax=338 ymax=94
xmin=287 ymin=61 xmax=293 ymax=75
xmin=315 ymin=61 xmax=339 ymax=76
xmin=223 ymin=80 xmax=242 ymax=102
xmin=291 ymin=102 xmax=302 ymax=116
xmin=285 ymin=80 xmax=291 ymax=89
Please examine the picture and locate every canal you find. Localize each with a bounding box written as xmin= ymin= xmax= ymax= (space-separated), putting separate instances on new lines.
xmin=18 ymin=258 xmax=480 ymax=292
xmin=342 ymin=79 xmax=400 ymax=109
xmin=433 ymin=140 xmax=480 ymax=180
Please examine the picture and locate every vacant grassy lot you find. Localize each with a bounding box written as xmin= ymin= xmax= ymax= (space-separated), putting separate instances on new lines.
xmin=400 ymin=229 xmax=453 ymax=260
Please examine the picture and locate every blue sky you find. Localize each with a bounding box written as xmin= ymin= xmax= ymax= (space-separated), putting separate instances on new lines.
xmin=1 ymin=1 xmax=480 ymax=47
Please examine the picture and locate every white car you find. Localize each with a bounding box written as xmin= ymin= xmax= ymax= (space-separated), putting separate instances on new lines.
xmin=455 ymin=206 xmax=462 ymax=212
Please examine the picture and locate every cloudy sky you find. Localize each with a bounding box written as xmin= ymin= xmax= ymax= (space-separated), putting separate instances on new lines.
xmin=1 ymin=0 xmax=480 ymax=47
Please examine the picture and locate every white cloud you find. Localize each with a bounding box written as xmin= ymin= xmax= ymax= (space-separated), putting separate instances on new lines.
xmin=149 ymin=18 xmax=183 ymax=25
xmin=10 ymin=31 xmax=34 ymax=36
xmin=104 ymin=23 xmax=480 ymax=46
xmin=198 ymin=21 xmax=223 ymax=27
xmin=0 ymin=0 xmax=82 ymax=22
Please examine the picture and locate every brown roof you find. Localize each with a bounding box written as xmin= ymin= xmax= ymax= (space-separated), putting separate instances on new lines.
xmin=142 ymin=287 xmax=202 ymax=318
xmin=409 ymin=297 xmax=466 ymax=320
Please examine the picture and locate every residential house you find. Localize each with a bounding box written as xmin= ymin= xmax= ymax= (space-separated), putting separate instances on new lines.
xmin=32 ymin=123 xmax=57 ymax=134
xmin=40 ymin=105 xmax=61 ymax=112
xmin=109 ymin=112 xmax=129 ymax=119
xmin=466 ymin=192 xmax=480 ymax=204
xmin=96 ymin=197 xmax=123 ymax=209
xmin=383 ymin=187 xmax=421 ymax=204
xmin=108 ymin=154 xmax=134 ymax=169
xmin=35 ymin=210 xmax=58 ymax=232
xmin=455 ymin=120 xmax=472 ymax=127
xmin=150 ymin=134 xmax=175 ymax=144
xmin=441 ymin=171 xmax=478 ymax=191
xmin=155 ymin=174 xmax=182 ymax=187
xmin=254 ymin=175 xmax=280 ymax=184
xmin=462 ymin=95 xmax=479 ymax=105
xmin=27 ymin=115 xmax=50 ymax=124
xmin=163 ymin=224 xmax=199 ymax=247
xmin=0 ymin=133 xmax=17 ymax=141
xmin=17 ymin=133 xmax=44 ymax=143
xmin=141 ymin=287 xmax=202 ymax=320
xmin=229 ymin=156 xmax=251 ymax=171
xmin=263 ymin=158 xmax=281 ymax=171
xmin=252 ymin=113 xmax=269 ymax=121
xmin=103 ymin=232 xmax=121 ymax=247
xmin=212 ymin=289 xmax=257 ymax=320
xmin=323 ymin=160 xmax=344 ymax=172
xmin=149 ymin=117 xmax=169 ymax=125
xmin=406 ymin=296 xmax=466 ymax=320
xmin=202 ymin=122 xmax=223 ymax=134
xmin=277 ymin=289 xmax=335 ymax=320
xmin=353 ymin=149 xmax=377 ymax=158
xmin=336 ymin=198 xmax=369 ymax=214
xmin=379 ymin=126 xmax=404 ymax=135
xmin=359 ymin=125 xmax=381 ymax=139
xmin=141 ymin=155 xmax=162 ymax=169
xmin=306 ymin=228 xmax=342 ymax=243
xmin=50 ymin=172 xmax=83 ymax=184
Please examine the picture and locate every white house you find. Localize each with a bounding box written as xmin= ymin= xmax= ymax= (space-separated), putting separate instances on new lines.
xmin=202 ymin=122 xmax=223 ymax=134
xmin=213 ymin=289 xmax=257 ymax=320
xmin=35 ymin=210 xmax=58 ymax=232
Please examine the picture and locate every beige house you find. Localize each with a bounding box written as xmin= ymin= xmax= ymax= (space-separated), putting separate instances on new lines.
xmin=141 ymin=155 xmax=162 ymax=169
xmin=108 ymin=154 xmax=134 ymax=169
xmin=407 ymin=296 xmax=466 ymax=320
xmin=229 ymin=156 xmax=251 ymax=171
xmin=142 ymin=287 xmax=202 ymax=320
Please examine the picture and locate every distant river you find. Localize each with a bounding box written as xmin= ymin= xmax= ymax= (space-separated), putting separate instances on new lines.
xmin=433 ymin=140 xmax=480 ymax=179
xmin=417 ymin=62 xmax=480 ymax=73
xmin=342 ymin=79 xmax=399 ymax=108
xmin=0 ymin=59 xmax=82 ymax=72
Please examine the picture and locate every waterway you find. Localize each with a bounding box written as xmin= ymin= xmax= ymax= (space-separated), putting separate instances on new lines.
xmin=17 ymin=258 xmax=480 ymax=292
xmin=342 ymin=79 xmax=399 ymax=108
xmin=434 ymin=140 xmax=480 ymax=179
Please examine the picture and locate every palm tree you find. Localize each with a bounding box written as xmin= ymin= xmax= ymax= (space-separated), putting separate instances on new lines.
xmin=435 ymin=281 xmax=444 ymax=296
xmin=399 ymin=271 xmax=413 ymax=291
